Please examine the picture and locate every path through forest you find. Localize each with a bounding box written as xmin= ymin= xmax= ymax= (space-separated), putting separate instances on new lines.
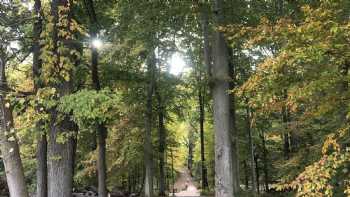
xmin=169 ymin=168 xmax=200 ymax=197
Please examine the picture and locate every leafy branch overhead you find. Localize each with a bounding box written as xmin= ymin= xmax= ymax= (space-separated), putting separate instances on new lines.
xmin=1 ymin=0 xmax=350 ymax=197
xmin=58 ymin=89 xmax=123 ymax=126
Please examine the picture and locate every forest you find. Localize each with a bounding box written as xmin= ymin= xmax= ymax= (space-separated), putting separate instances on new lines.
xmin=0 ymin=0 xmax=350 ymax=197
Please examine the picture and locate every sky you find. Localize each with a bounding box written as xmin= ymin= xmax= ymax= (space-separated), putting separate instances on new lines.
xmin=169 ymin=53 xmax=187 ymax=75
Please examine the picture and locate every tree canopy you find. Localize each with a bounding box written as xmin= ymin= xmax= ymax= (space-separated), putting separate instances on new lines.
xmin=0 ymin=0 xmax=349 ymax=197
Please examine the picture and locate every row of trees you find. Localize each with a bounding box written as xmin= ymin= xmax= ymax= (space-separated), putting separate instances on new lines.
xmin=0 ymin=0 xmax=349 ymax=197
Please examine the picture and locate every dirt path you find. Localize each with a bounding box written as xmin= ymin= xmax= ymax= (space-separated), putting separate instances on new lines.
xmin=169 ymin=168 xmax=200 ymax=197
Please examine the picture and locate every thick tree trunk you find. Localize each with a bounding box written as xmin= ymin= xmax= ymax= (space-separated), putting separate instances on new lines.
xmin=37 ymin=135 xmax=47 ymax=197
xmin=47 ymin=114 xmax=74 ymax=197
xmin=212 ymin=0 xmax=235 ymax=196
xmin=47 ymin=1 xmax=75 ymax=196
xmin=230 ymin=94 xmax=240 ymax=194
xmin=198 ymin=82 xmax=209 ymax=190
xmin=228 ymin=46 xmax=240 ymax=193
xmin=0 ymin=58 xmax=29 ymax=197
xmin=246 ymin=106 xmax=257 ymax=194
xmin=199 ymin=4 xmax=210 ymax=191
xmin=72 ymin=132 xmax=78 ymax=185
xmin=97 ymin=125 xmax=107 ymax=197
xmin=48 ymin=109 xmax=77 ymax=197
xmin=32 ymin=0 xmax=43 ymax=86
xmin=144 ymin=52 xmax=155 ymax=197
xmin=156 ymin=89 xmax=166 ymax=197
xmin=33 ymin=1 xmax=47 ymax=197
xmin=200 ymin=3 xmax=212 ymax=81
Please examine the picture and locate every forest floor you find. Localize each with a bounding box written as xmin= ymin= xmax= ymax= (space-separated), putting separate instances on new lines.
xmin=169 ymin=168 xmax=201 ymax=197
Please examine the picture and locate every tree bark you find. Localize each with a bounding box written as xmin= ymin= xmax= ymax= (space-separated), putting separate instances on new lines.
xmin=0 ymin=58 xmax=29 ymax=197
xmin=37 ymin=135 xmax=47 ymax=197
xmin=246 ymin=105 xmax=257 ymax=194
xmin=200 ymin=3 xmax=212 ymax=81
xmin=47 ymin=1 xmax=76 ymax=196
xmin=82 ymin=0 xmax=108 ymax=195
xmin=199 ymin=3 xmax=210 ymax=191
xmin=144 ymin=52 xmax=155 ymax=197
xmin=198 ymin=78 xmax=209 ymax=190
xmin=47 ymin=114 xmax=75 ymax=197
xmin=33 ymin=1 xmax=47 ymax=197
xmin=260 ymin=129 xmax=269 ymax=192
xmin=212 ymin=0 xmax=235 ymax=196
xmin=255 ymin=153 xmax=260 ymax=194
xmin=97 ymin=125 xmax=107 ymax=197
xmin=243 ymin=161 xmax=249 ymax=190
xmin=228 ymin=46 xmax=240 ymax=193
xmin=171 ymin=149 xmax=175 ymax=195
xmin=156 ymin=88 xmax=166 ymax=197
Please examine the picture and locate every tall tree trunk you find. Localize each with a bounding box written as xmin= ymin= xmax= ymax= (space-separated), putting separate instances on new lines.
xmin=0 ymin=58 xmax=29 ymax=197
xmin=128 ymin=171 xmax=131 ymax=193
xmin=200 ymin=3 xmax=212 ymax=80
xmin=246 ymin=105 xmax=257 ymax=194
xmin=275 ymin=0 xmax=291 ymax=160
xmin=171 ymin=149 xmax=175 ymax=195
xmin=230 ymin=91 xmax=240 ymax=194
xmin=156 ymin=88 xmax=166 ymax=197
xmin=228 ymin=46 xmax=240 ymax=193
xmin=255 ymin=154 xmax=260 ymax=194
xmin=33 ymin=1 xmax=47 ymax=197
xmin=260 ymin=130 xmax=269 ymax=192
xmin=199 ymin=3 xmax=210 ymax=191
xmin=243 ymin=161 xmax=249 ymax=190
xmin=144 ymin=52 xmax=155 ymax=197
xmin=83 ymin=0 xmax=108 ymax=195
xmin=37 ymin=135 xmax=47 ymax=197
xmin=47 ymin=1 xmax=76 ymax=196
xmin=97 ymin=125 xmax=107 ymax=197
xmin=212 ymin=0 xmax=235 ymax=196
xmin=198 ymin=78 xmax=209 ymax=190
xmin=139 ymin=168 xmax=145 ymax=195
xmin=187 ymin=130 xmax=194 ymax=173
xmin=47 ymin=115 xmax=74 ymax=197
xmin=72 ymin=131 xmax=78 ymax=186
